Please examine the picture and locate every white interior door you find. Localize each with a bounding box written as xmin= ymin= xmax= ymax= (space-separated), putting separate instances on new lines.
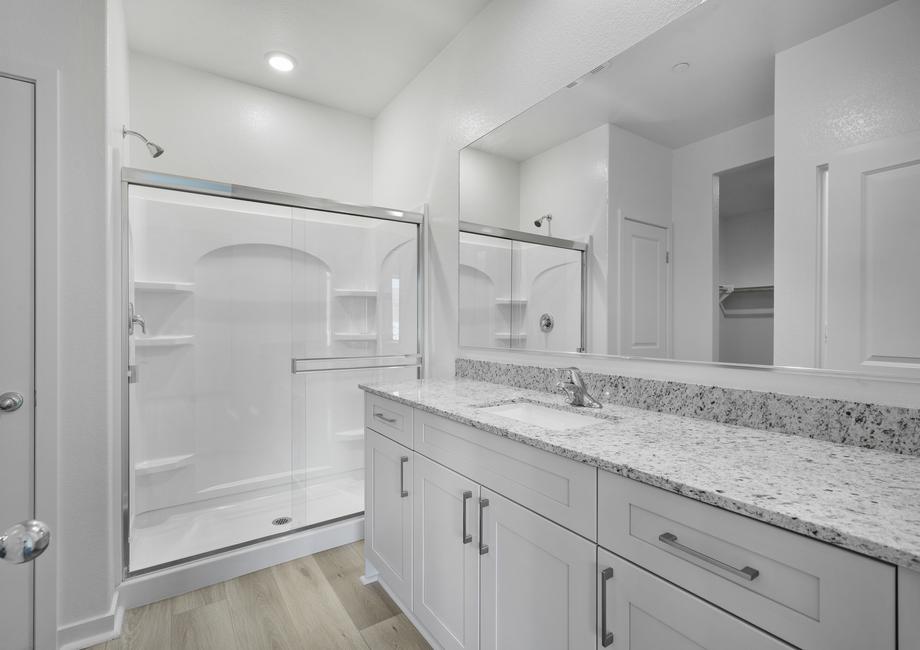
xmin=0 ymin=73 xmax=38 ymax=650
xmin=619 ymin=218 xmax=670 ymax=357
xmin=824 ymin=131 xmax=920 ymax=376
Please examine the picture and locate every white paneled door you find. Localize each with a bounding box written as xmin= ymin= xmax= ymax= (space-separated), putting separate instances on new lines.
xmin=0 ymin=73 xmax=38 ymax=650
xmin=824 ymin=131 xmax=920 ymax=376
xmin=619 ymin=218 xmax=670 ymax=358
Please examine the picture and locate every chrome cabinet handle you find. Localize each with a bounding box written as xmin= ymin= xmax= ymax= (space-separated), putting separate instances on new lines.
xmin=399 ymin=456 xmax=409 ymax=497
xmin=374 ymin=412 xmax=397 ymax=424
xmin=601 ymin=567 xmax=614 ymax=647
xmin=462 ymin=490 xmax=473 ymax=544
xmin=0 ymin=520 xmax=51 ymax=564
xmin=478 ymin=497 xmax=490 ymax=555
xmin=0 ymin=392 xmax=24 ymax=413
xmin=658 ymin=532 xmax=760 ymax=581
xmin=128 ymin=301 xmax=147 ymax=335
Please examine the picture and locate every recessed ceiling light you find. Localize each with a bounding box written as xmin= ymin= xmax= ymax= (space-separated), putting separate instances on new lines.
xmin=671 ymin=62 xmax=691 ymax=73
xmin=266 ymin=52 xmax=296 ymax=72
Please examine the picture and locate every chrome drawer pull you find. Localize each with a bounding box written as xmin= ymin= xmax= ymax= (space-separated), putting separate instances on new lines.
xmin=479 ymin=497 xmax=490 ymax=555
xmin=462 ymin=490 xmax=473 ymax=544
xmin=399 ymin=456 xmax=409 ymax=497
xmin=600 ymin=567 xmax=614 ymax=647
xmin=374 ymin=411 xmax=398 ymax=424
xmin=658 ymin=532 xmax=760 ymax=581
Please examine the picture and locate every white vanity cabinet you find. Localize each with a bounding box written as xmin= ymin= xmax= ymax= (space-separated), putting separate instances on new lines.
xmin=413 ymin=454 xmax=480 ymax=650
xmin=597 ymin=548 xmax=793 ymax=649
xmin=364 ymin=392 xmax=902 ymax=650
xmin=364 ymin=428 xmax=413 ymax=607
xmin=480 ymin=489 xmax=596 ymax=650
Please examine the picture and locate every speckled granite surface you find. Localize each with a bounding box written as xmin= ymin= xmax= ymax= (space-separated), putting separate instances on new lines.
xmin=456 ymin=358 xmax=920 ymax=456
xmin=361 ymin=377 xmax=920 ymax=571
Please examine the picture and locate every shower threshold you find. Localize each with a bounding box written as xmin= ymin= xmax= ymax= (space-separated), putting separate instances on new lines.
xmin=129 ymin=470 xmax=363 ymax=572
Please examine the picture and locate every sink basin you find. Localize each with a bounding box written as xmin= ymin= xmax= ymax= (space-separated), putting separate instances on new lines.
xmin=479 ymin=402 xmax=602 ymax=431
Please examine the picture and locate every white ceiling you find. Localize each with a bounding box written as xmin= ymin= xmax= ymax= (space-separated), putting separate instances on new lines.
xmin=124 ymin=0 xmax=491 ymax=117
xmin=470 ymin=0 xmax=894 ymax=160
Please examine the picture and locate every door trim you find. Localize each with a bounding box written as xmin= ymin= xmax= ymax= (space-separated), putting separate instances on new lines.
xmin=1 ymin=57 xmax=61 ymax=650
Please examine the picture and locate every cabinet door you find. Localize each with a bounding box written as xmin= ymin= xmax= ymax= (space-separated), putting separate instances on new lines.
xmin=413 ymin=454 xmax=480 ymax=650
xmin=480 ymin=489 xmax=596 ymax=650
xmin=597 ymin=548 xmax=793 ymax=650
xmin=365 ymin=428 xmax=412 ymax=606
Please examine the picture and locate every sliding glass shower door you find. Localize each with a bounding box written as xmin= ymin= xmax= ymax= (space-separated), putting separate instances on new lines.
xmin=125 ymin=177 xmax=420 ymax=573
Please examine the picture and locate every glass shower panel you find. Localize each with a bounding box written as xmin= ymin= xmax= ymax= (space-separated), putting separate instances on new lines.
xmin=511 ymin=242 xmax=583 ymax=352
xmin=127 ymin=186 xmax=296 ymax=572
xmin=459 ymin=232 xmax=513 ymax=348
xmin=290 ymin=209 xmax=419 ymax=528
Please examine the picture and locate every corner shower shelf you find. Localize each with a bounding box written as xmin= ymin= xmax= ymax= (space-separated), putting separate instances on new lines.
xmin=334 ymin=289 xmax=377 ymax=298
xmin=136 ymin=334 xmax=196 ymax=348
xmin=333 ymin=332 xmax=378 ymax=341
xmin=494 ymin=332 xmax=528 ymax=342
xmin=135 ymin=453 xmax=194 ymax=477
xmin=135 ymin=280 xmax=196 ymax=293
xmin=495 ymin=298 xmax=528 ymax=307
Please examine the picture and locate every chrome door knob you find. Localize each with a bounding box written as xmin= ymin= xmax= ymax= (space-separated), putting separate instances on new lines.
xmin=0 ymin=392 xmax=23 ymax=413
xmin=0 ymin=520 xmax=51 ymax=564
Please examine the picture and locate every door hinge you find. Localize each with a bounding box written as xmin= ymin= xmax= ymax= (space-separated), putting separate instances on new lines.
xmin=665 ymin=251 xmax=670 ymax=264
xmin=128 ymin=365 xmax=139 ymax=384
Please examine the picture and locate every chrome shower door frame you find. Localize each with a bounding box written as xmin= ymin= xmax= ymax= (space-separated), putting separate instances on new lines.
xmin=458 ymin=221 xmax=588 ymax=353
xmin=120 ymin=168 xmax=425 ymax=578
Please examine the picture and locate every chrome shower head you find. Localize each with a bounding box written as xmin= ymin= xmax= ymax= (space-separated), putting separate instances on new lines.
xmin=146 ymin=141 xmax=165 ymax=158
xmin=123 ymin=126 xmax=166 ymax=158
xmin=534 ymin=214 xmax=553 ymax=228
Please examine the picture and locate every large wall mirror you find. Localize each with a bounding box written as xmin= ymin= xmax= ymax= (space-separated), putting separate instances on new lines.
xmin=458 ymin=0 xmax=920 ymax=378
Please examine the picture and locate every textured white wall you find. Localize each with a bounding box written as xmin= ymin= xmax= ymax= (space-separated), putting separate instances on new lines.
xmin=0 ymin=0 xmax=115 ymax=633
xmin=670 ymin=116 xmax=774 ymax=362
xmin=459 ymin=147 xmax=521 ymax=229
xmin=774 ymin=0 xmax=920 ymax=367
xmin=372 ymin=0 xmax=700 ymax=377
xmin=129 ymin=53 xmax=373 ymax=203
xmin=519 ymin=124 xmax=610 ymax=353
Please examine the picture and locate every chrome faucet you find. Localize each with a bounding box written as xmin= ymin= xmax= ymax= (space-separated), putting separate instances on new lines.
xmin=556 ymin=367 xmax=601 ymax=408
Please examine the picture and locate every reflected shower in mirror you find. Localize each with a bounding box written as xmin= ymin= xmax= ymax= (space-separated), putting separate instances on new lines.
xmin=459 ymin=0 xmax=920 ymax=377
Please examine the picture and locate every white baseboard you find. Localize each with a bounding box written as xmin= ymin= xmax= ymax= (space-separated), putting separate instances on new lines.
xmin=59 ymin=516 xmax=364 ymax=649
xmin=376 ymin=576 xmax=443 ymax=650
xmin=58 ymin=591 xmax=124 ymax=650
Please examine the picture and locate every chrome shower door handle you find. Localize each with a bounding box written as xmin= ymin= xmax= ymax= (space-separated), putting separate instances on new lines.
xmin=600 ymin=567 xmax=614 ymax=647
xmin=0 ymin=520 xmax=51 ymax=564
xmin=478 ymin=497 xmax=489 ymax=555
xmin=658 ymin=532 xmax=760 ymax=581
xmin=128 ymin=301 xmax=147 ymax=335
xmin=461 ymin=490 xmax=473 ymax=544
xmin=399 ymin=456 xmax=409 ymax=497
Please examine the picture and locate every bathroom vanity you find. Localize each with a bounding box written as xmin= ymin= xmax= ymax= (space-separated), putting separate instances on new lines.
xmin=361 ymin=378 xmax=920 ymax=650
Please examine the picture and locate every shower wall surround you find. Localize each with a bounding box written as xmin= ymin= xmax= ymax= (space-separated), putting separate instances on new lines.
xmin=455 ymin=358 xmax=920 ymax=456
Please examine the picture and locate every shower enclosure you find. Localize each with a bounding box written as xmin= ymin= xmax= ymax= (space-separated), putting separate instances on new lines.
xmin=459 ymin=222 xmax=587 ymax=353
xmin=122 ymin=170 xmax=422 ymax=573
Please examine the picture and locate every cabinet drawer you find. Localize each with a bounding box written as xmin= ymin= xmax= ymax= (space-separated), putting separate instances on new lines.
xmin=365 ymin=393 xmax=413 ymax=447
xmin=598 ymin=471 xmax=895 ymax=650
xmin=598 ymin=547 xmax=793 ymax=650
xmin=414 ymin=411 xmax=596 ymax=540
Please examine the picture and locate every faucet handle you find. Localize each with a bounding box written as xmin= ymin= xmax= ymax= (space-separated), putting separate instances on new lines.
xmin=556 ymin=380 xmax=576 ymax=401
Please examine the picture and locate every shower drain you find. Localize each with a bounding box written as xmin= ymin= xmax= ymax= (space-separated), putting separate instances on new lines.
xmin=272 ymin=516 xmax=293 ymax=526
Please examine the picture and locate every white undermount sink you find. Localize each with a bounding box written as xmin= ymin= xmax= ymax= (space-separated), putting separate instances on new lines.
xmin=478 ymin=402 xmax=602 ymax=431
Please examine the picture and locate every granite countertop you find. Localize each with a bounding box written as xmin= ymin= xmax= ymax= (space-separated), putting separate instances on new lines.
xmin=360 ymin=377 xmax=920 ymax=572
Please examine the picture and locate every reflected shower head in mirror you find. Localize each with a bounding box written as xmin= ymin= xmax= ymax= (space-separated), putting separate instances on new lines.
xmin=534 ymin=214 xmax=553 ymax=236
xmin=122 ymin=125 xmax=165 ymax=158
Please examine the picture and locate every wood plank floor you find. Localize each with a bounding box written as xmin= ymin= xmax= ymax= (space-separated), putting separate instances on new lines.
xmin=87 ymin=541 xmax=430 ymax=650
